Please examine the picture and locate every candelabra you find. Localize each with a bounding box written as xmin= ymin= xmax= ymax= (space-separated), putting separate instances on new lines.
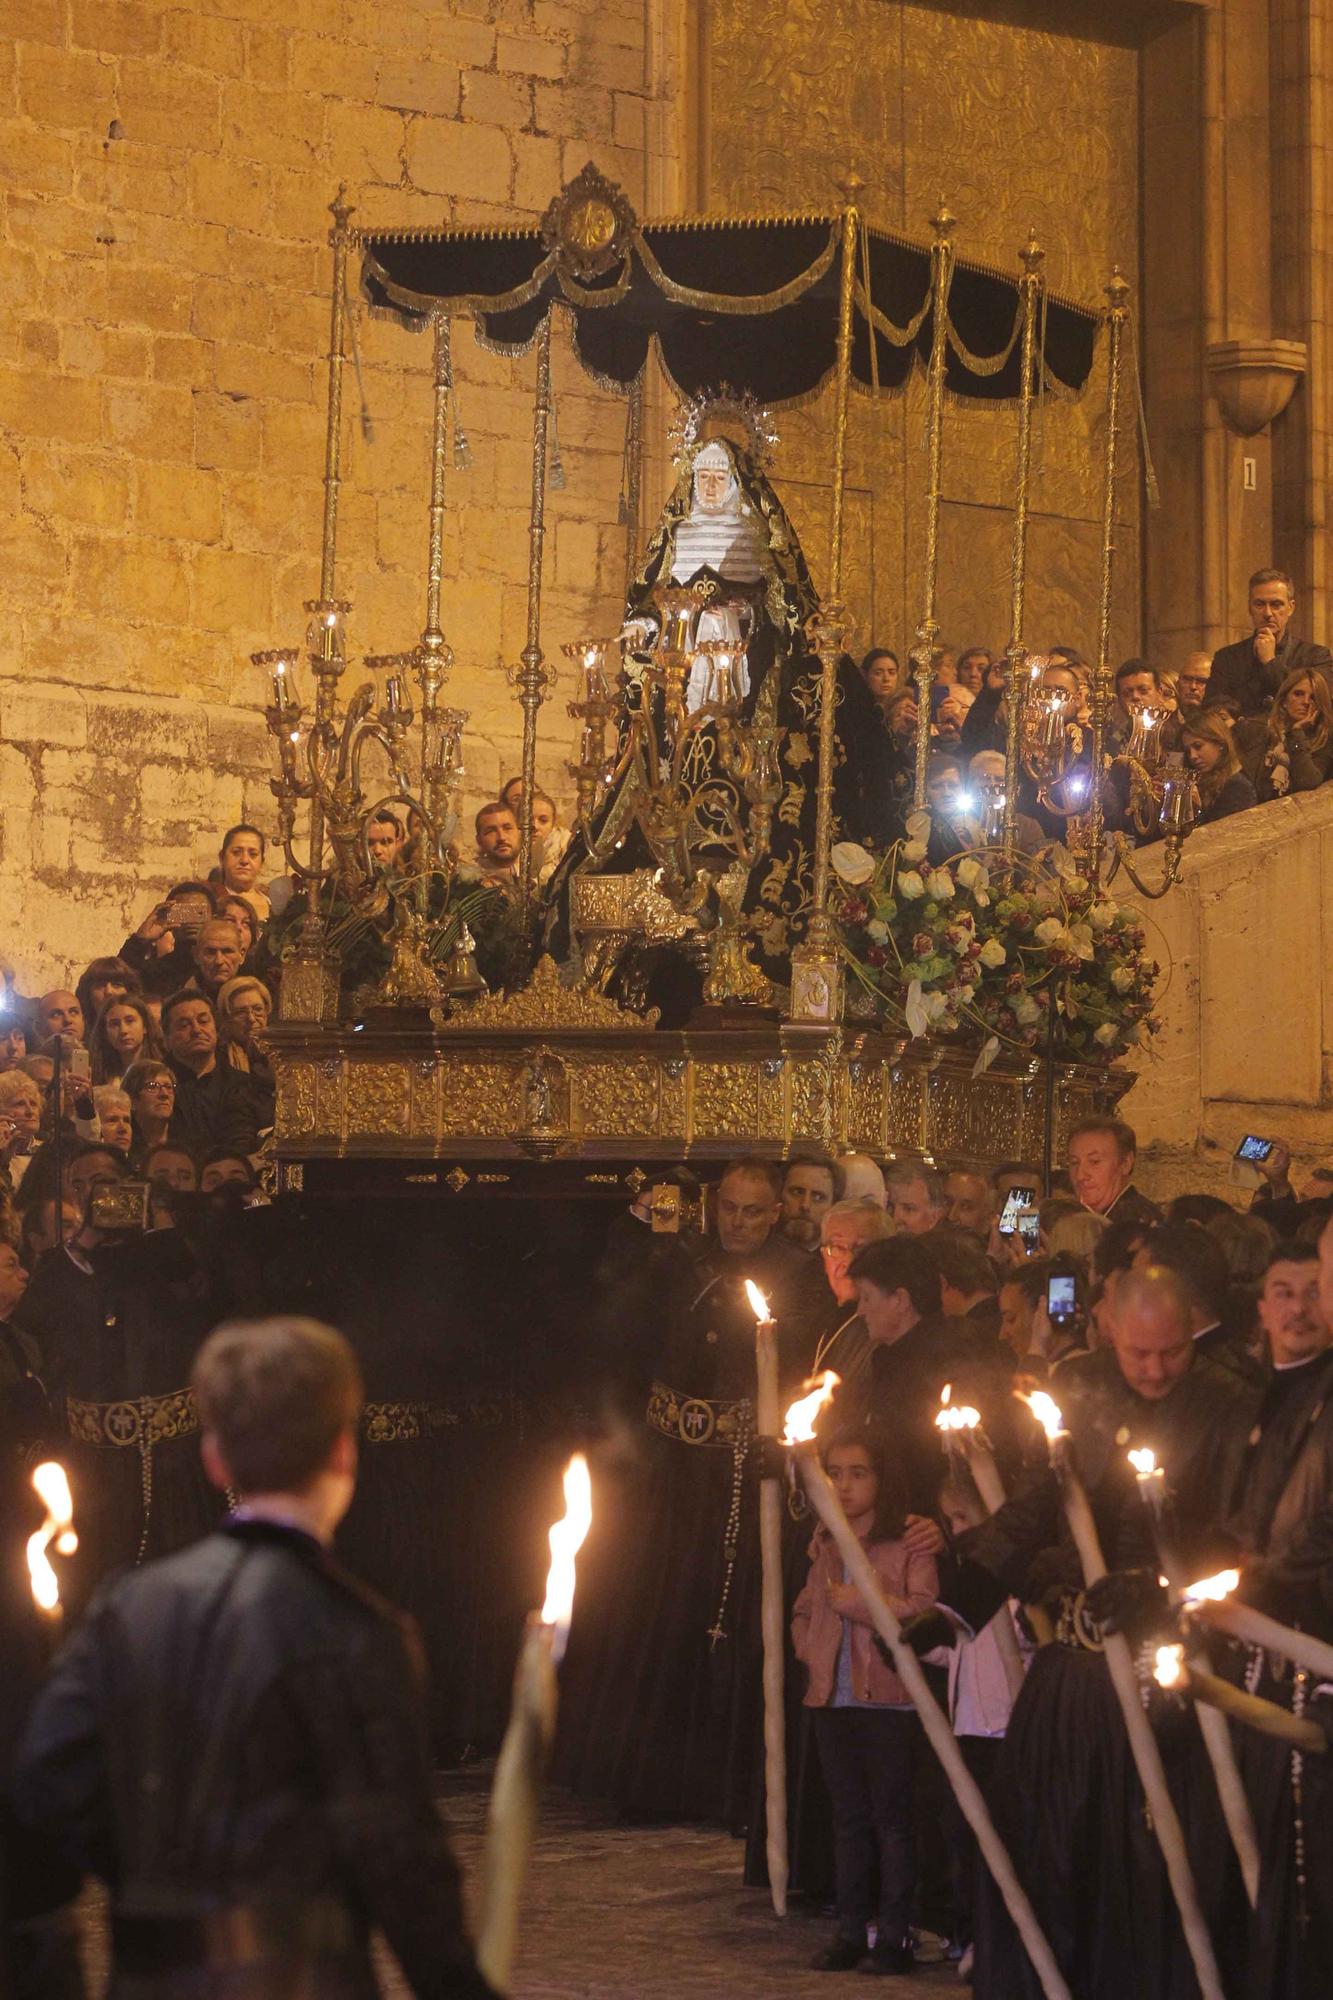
xmin=1106 ymin=769 xmax=1198 ymax=898
xmin=564 ymin=584 xmax=783 ymax=1005
xmin=256 ymin=601 xmax=469 ymax=1015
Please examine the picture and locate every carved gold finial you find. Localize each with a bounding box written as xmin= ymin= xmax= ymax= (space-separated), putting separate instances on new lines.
xmin=1105 ymin=265 xmax=1131 ymax=316
xmin=1020 ymin=231 xmax=1045 ymax=276
xmin=931 ymin=200 xmax=956 ymax=243
xmin=329 ymin=183 xmax=354 ymax=239
xmin=837 ymin=170 xmax=865 ymax=207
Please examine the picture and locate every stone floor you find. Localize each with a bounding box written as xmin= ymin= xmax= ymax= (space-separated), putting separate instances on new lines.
xmin=437 ymin=1771 xmax=957 ymax=1998
xmin=78 ymin=1769 xmax=958 ymax=1997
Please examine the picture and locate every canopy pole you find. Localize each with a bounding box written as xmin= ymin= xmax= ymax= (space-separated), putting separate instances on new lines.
xmin=422 ymin=314 xmax=451 ymax=658
xmin=623 ymin=373 xmax=645 ymax=599
xmin=515 ymin=313 xmax=554 ymax=903
xmin=299 ymin=185 xmax=355 ymax=938
xmin=320 ymin=187 xmax=353 ymax=604
xmin=1002 ymin=233 xmax=1045 ymax=859
xmin=1087 ymin=270 xmax=1130 ymax=891
xmin=418 ymin=314 xmax=456 ymax=857
xmin=912 ymin=203 xmax=955 ymax=810
xmin=787 ymin=174 xmax=859 ymax=1026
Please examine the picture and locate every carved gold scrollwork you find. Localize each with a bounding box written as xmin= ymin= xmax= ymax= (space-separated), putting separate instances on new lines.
xmin=345 ymin=1062 xmax=410 ymax=1138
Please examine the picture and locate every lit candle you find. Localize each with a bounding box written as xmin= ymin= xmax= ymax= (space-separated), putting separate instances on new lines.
xmin=1154 ymin=1640 xmax=1324 ymax=1754
xmin=746 ymin=1280 xmax=789 ymax=1918
xmin=477 ymin=1454 xmax=592 ymax=1992
xmin=270 ymin=658 xmax=295 ymax=709
xmin=1022 ymin=1395 xmax=1225 ymax=2000
xmin=936 ymin=1390 xmax=1025 ymax=1702
xmin=1183 ymin=1569 xmax=1333 ymax=1681
xmin=27 ymin=1460 xmax=77 ymax=1619
xmin=1130 ymin=1457 xmax=1258 ymax=1905
xmin=788 ymin=1378 xmax=1072 ymax=2000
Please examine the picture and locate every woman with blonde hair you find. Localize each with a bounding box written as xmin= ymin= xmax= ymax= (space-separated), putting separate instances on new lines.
xmin=0 ymin=1070 xmax=43 ymax=1193
xmin=1178 ymin=707 xmax=1258 ymax=823
xmin=1234 ymin=666 xmax=1333 ymax=800
xmin=216 ymin=976 xmax=273 ymax=1085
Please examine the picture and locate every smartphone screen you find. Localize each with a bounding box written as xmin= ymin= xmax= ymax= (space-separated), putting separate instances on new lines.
xmin=998 ymin=1185 xmax=1032 ymax=1236
xmin=1235 ymin=1135 xmax=1274 ymax=1164
xmin=1047 ymin=1272 xmax=1078 ymax=1320
xmin=1017 ymin=1211 xmax=1041 ymax=1250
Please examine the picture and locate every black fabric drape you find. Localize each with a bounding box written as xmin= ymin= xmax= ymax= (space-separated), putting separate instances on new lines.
xmin=360 ymin=214 xmax=1098 ymax=404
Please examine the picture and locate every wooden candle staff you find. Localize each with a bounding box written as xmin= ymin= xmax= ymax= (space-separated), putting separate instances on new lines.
xmin=1022 ymin=1395 xmax=1225 ymax=2000
xmin=785 ymin=1377 xmax=1072 ymax=2000
xmin=1128 ymin=1450 xmax=1260 ymax=1908
xmin=746 ymin=1281 xmax=789 ymax=1918
xmin=478 ymin=1454 xmax=592 ymax=1995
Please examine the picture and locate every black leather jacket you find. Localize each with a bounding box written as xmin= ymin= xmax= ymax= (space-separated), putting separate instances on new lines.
xmin=11 ymin=1519 xmax=495 ymax=1998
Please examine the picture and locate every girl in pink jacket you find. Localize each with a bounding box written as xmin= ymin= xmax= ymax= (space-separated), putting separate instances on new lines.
xmin=792 ymin=1426 xmax=938 ymax=1976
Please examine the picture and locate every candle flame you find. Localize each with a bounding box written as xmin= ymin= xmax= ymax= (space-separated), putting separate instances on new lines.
xmin=1181 ymin=1567 xmax=1241 ymax=1607
xmin=936 ymin=1392 xmax=981 ymax=1433
xmin=540 ymin=1454 xmax=592 ymax=1661
xmin=745 ymin=1280 xmax=771 ymax=1323
xmin=1154 ymin=1642 xmax=1185 ymax=1690
xmin=1021 ymin=1390 xmax=1065 ymax=1440
xmin=1127 ymin=1448 xmax=1157 ymax=1476
xmin=782 ymin=1372 xmax=841 ymax=1446
xmin=27 ymin=1461 xmax=76 ymax=1614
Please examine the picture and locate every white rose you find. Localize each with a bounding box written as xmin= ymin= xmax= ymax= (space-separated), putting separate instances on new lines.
xmin=866 ymin=919 xmax=889 ymax=944
xmin=1110 ymin=965 xmax=1134 ymax=993
xmin=832 ymin=841 xmax=875 ymax=885
xmin=1088 ymin=899 xmax=1120 ymax=931
xmin=1013 ymin=991 xmax=1041 ymax=1025
xmin=1034 ymin=916 xmax=1066 ymax=947
xmin=978 ymin=937 xmax=1007 ymax=969
xmin=905 ymin=808 xmax=932 ymax=844
xmin=903 ymin=839 xmax=928 ymax=863
xmin=926 ymin=869 xmax=955 ymax=902
xmin=898 ymin=869 xmax=926 ymax=900
xmin=957 ymin=983 xmax=975 ymax=1004
xmin=956 ymin=857 xmax=989 ymax=894
xmin=1094 ymin=1021 xmax=1119 ymax=1047
xmin=1068 ymin=923 xmax=1095 ymax=961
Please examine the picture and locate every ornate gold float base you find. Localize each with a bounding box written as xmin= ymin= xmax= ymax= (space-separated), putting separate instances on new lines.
xmin=269 ymin=1014 xmax=1130 ymax=1186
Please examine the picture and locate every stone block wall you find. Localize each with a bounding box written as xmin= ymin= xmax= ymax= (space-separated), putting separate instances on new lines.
xmin=0 ymin=0 xmax=676 ymax=989
xmin=1120 ymin=784 xmax=1333 ymax=1202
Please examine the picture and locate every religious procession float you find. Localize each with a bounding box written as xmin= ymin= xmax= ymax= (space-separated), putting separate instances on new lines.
xmin=260 ymin=165 xmax=1188 ymax=1200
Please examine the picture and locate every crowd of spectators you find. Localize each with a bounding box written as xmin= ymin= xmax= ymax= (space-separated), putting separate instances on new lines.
xmin=855 ymin=564 xmax=1333 ymax=849
xmin=0 ymin=822 xmax=275 ymax=1256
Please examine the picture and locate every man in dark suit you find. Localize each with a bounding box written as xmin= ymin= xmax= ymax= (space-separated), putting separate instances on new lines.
xmin=1208 ymin=566 xmax=1333 ymax=717
xmin=162 ymin=991 xmax=266 ymax=1159
xmin=1067 ymin=1116 xmax=1163 ymax=1229
xmin=10 ymin=1315 xmax=495 ymax=1999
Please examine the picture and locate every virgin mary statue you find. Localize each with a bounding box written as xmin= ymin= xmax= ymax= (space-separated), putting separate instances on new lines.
xmin=543 ymin=409 xmax=875 ymax=1013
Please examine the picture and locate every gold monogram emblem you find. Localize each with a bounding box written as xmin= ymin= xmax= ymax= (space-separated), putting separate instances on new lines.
xmin=541 ymin=163 xmax=634 ymax=281
xmin=566 ymin=197 xmax=616 ymax=254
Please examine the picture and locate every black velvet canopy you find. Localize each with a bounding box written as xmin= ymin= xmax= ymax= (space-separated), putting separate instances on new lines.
xmin=359 ymin=185 xmax=1100 ymax=406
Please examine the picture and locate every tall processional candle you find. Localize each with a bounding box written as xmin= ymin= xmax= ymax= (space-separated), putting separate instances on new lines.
xmin=1184 ymin=1566 xmax=1333 ymax=1681
xmin=1022 ymin=1395 xmax=1224 ymax=2000
xmin=478 ymin=1454 xmax=592 ymax=1994
xmin=1129 ymin=1450 xmax=1259 ymax=1907
xmin=785 ymin=1377 xmax=1073 ymax=2000
xmin=746 ymin=1280 xmax=789 ymax=1917
xmin=936 ymin=1388 xmax=1025 ymax=1702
